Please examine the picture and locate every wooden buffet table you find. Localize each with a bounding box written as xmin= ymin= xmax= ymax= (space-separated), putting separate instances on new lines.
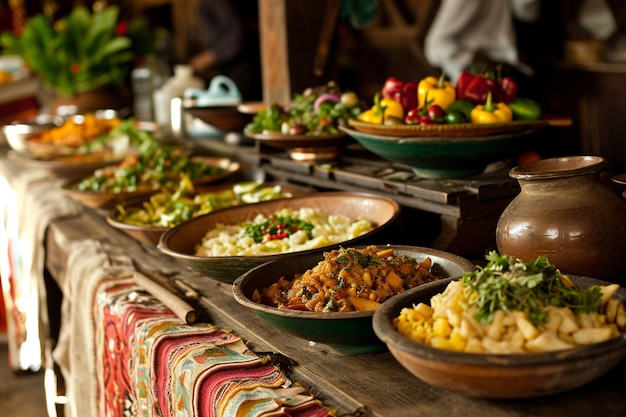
xmin=2 ymin=143 xmax=626 ymax=417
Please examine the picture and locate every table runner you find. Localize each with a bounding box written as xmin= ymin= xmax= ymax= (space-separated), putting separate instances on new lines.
xmin=0 ymin=157 xmax=81 ymax=371
xmin=54 ymin=239 xmax=332 ymax=417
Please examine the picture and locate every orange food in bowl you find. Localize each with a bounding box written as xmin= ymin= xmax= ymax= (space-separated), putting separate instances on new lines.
xmin=29 ymin=113 xmax=120 ymax=147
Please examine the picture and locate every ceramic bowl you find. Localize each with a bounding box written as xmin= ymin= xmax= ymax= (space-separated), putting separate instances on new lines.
xmin=244 ymin=131 xmax=353 ymax=162
xmin=61 ymin=157 xmax=240 ymax=210
xmin=372 ymin=276 xmax=626 ymax=398
xmin=3 ymin=111 xmax=121 ymax=158
xmin=2 ymin=114 xmax=64 ymax=156
xmin=157 ymin=192 xmax=401 ymax=284
xmin=232 ymin=245 xmax=475 ymax=355
xmin=341 ymin=123 xmax=544 ymax=179
xmin=106 ymin=182 xmax=315 ymax=245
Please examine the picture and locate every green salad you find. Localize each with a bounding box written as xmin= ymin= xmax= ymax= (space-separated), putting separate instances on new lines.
xmin=115 ymin=180 xmax=294 ymax=228
xmin=245 ymin=82 xmax=363 ymax=136
xmin=76 ymin=144 xmax=226 ymax=193
xmin=462 ymin=252 xmax=603 ymax=326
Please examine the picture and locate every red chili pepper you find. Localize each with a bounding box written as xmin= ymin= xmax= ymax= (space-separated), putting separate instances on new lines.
xmin=404 ymin=108 xmax=422 ymax=125
xmin=427 ymin=104 xmax=446 ymax=122
xmin=404 ymin=92 xmax=442 ymax=125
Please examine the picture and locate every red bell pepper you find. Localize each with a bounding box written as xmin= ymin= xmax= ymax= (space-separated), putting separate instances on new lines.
xmin=455 ymin=71 xmax=475 ymax=101
xmin=381 ymin=77 xmax=404 ymax=102
xmin=500 ymin=76 xmax=518 ymax=103
xmin=400 ymin=80 xmax=418 ymax=114
xmin=457 ymin=71 xmax=506 ymax=105
xmin=381 ymin=76 xmax=419 ymax=114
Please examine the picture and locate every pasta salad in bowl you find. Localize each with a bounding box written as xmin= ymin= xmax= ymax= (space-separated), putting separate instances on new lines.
xmin=157 ymin=192 xmax=401 ymax=284
xmin=372 ymin=252 xmax=626 ymax=398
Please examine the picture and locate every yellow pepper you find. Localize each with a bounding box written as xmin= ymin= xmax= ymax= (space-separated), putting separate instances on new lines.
xmin=357 ymin=93 xmax=404 ymax=124
xmin=417 ymin=73 xmax=456 ymax=110
xmin=470 ymin=92 xmax=513 ymax=124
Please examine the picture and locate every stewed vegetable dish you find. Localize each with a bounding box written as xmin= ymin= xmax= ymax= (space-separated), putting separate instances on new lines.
xmin=253 ymin=245 xmax=444 ymax=312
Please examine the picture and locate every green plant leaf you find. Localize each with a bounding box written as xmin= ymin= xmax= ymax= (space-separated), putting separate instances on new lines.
xmin=0 ymin=4 xmax=152 ymax=95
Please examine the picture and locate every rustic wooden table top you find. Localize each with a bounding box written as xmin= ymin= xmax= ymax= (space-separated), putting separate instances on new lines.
xmin=44 ymin=208 xmax=626 ymax=417
xmin=2 ymin=147 xmax=624 ymax=417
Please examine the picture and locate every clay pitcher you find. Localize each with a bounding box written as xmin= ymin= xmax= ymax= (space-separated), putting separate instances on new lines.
xmin=496 ymin=156 xmax=626 ymax=284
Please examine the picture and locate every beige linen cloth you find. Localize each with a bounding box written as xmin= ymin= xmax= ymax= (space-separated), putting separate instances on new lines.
xmin=0 ymin=159 xmax=81 ymax=371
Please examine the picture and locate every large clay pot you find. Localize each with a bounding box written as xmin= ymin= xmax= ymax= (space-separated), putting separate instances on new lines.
xmin=496 ymin=156 xmax=626 ymax=284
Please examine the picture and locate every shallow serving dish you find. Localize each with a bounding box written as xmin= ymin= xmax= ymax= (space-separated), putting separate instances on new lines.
xmin=106 ymin=182 xmax=315 ymax=245
xmin=347 ymin=118 xmax=550 ymax=137
xmin=341 ymin=123 xmax=543 ymax=179
xmin=3 ymin=114 xmax=64 ymax=155
xmin=61 ymin=157 xmax=240 ymax=210
xmin=157 ymin=192 xmax=401 ymax=284
xmin=244 ymin=131 xmax=353 ymax=162
xmin=12 ymin=151 xmax=124 ymax=180
xmin=232 ymin=245 xmax=474 ymax=355
xmin=372 ymin=276 xmax=626 ymax=398
xmin=3 ymin=110 xmax=121 ymax=159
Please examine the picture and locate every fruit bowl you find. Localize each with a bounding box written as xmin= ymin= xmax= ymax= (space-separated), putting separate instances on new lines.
xmin=341 ymin=122 xmax=545 ymax=179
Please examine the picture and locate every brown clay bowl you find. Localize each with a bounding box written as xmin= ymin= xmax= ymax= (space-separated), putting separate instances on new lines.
xmin=61 ymin=157 xmax=240 ymax=210
xmin=106 ymin=182 xmax=316 ymax=245
xmin=372 ymin=275 xmax=626 ymax=398
xmin=157 ymin=192 xmax=401 ymax=284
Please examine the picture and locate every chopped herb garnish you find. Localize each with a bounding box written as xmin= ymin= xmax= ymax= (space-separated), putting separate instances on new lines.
xmin=336 ymin=247 xmax=384 ymax=268
xmin=242 ymin=213 xmax=314 ymax=243
xmin=461 ymin=251 xmax=603 ymax=326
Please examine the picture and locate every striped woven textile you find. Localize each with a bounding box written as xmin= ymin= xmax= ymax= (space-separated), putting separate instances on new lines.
xmin=93 ymin=275 xmax=332 ymax=417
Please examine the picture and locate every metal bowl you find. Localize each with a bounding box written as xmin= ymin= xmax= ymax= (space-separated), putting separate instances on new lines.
xmin=2 ymin=114 xmax=64 ymax=156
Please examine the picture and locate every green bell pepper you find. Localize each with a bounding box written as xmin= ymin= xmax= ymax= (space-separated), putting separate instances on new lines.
xmin=445 ymin=99 xmax=474 ymax=122
xmin=509 ymin=98 xmax=541 ymax=121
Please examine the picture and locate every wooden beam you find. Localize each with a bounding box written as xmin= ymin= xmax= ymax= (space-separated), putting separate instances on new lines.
xmin=258 ymin=0 xmax=291 ymax=105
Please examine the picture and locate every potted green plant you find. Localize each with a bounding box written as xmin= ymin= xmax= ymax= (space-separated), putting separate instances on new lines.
xmin=0 ymin=5 xmax=153 ymax=113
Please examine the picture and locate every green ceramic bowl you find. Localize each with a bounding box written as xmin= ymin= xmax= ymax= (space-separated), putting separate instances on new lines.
xmin=232 ymin=245 xmax=475 ymax=355
xmin=372 ymin=276 xmax=626 ymax=398
xmin=157 ymin=192 xmax=401 ymax=284
xmin=340 ymin=124 xmax=542 ymax=179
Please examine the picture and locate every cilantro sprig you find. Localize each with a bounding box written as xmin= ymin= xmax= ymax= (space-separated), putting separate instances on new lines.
xmin=461 ymin=251 xmax=603 ymax=326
